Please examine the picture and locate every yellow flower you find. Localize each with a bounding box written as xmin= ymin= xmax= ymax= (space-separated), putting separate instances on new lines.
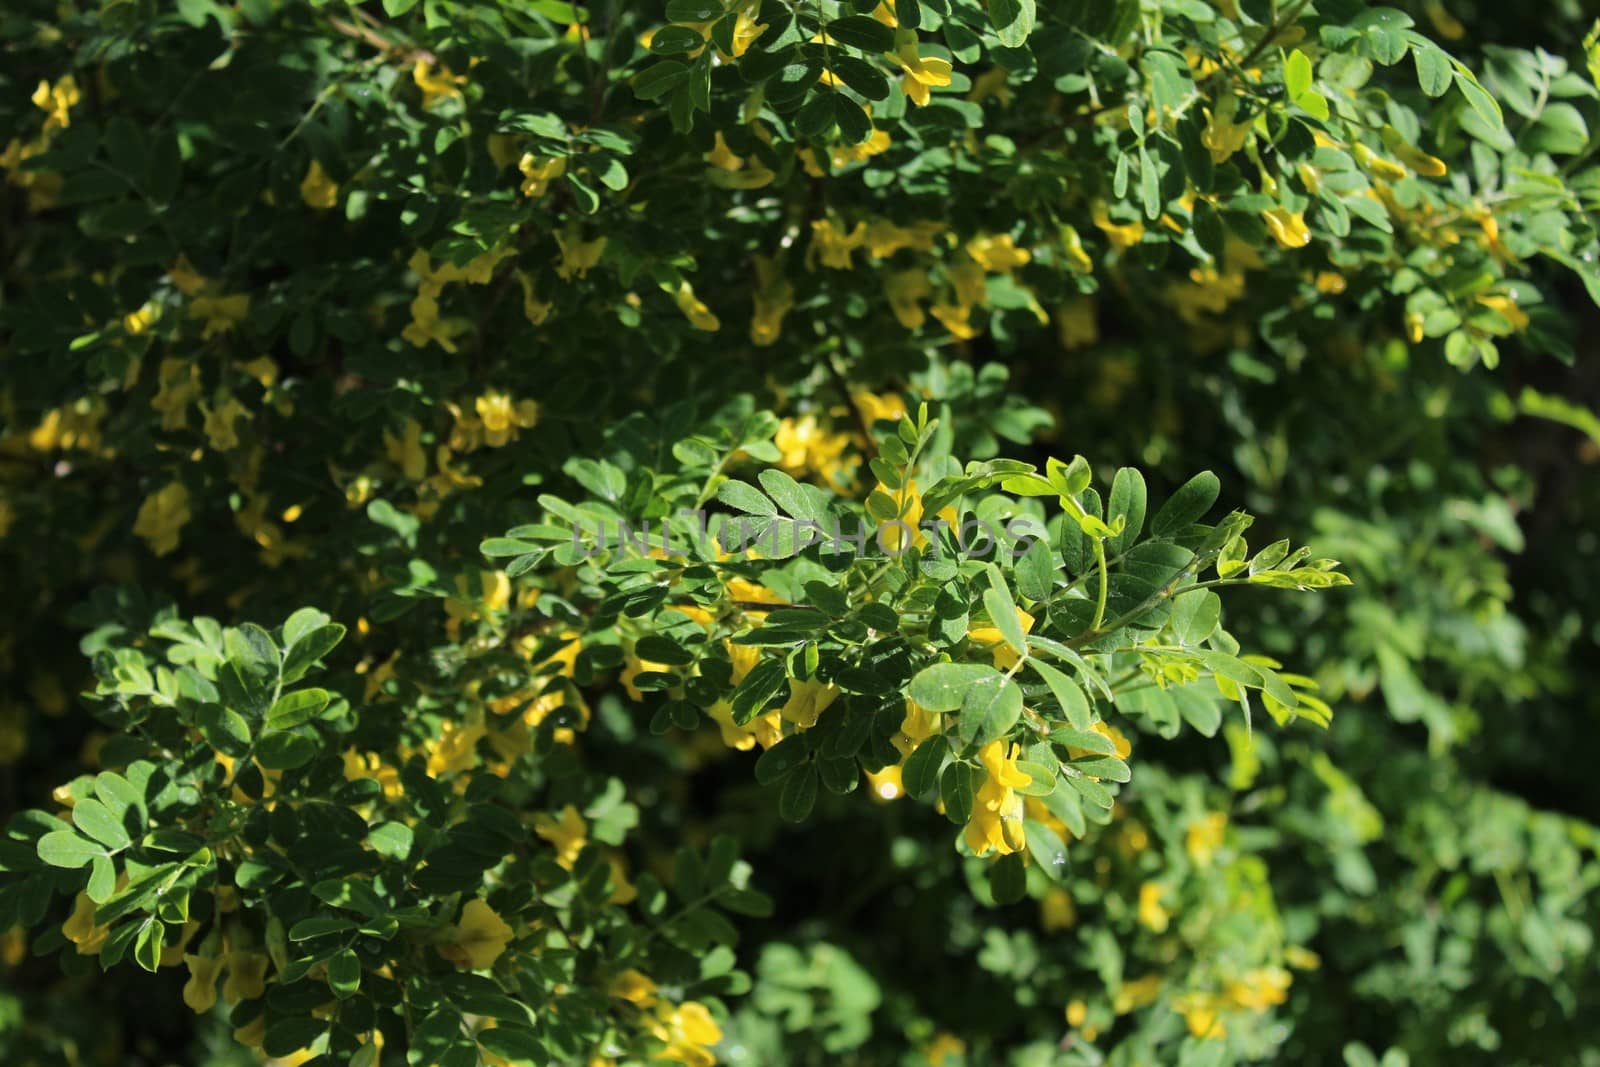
xmin=610 ymin=968 xmax=660 ymax=1007
xmin=750 ymin=255 xmax=793 ymax=345
xmin=1353 ymin=142 xmax=1409 ymax=182
xmin=1065 ymin=999 xmax=1087 ymax=1028
xmin=885 ymin=269 xmax=932 ymax=330
xmin=1092 ymin=202 xmax=1145 ymax=249
xmin=892 ymin=32 xmax=953 ymax=105
xmin=964 ymin=740 xmax=1031 ymax=857
xmin=808 ymin=218 xmax=868 ymax=269
xmin=1046 ymin=299 xmax=1096 ymax=355
xmin=728 ymin=7 xmax=767 ymax=57
xmin=133 ymin=482 xmax=192 ymax=557
xmin=1476 ymin=292 xmax=1529 ymax=332
xmin=1068 ymin=720 xmax=1131 ymax=760
xmin=773 ymin=414 xmax=852 ymax=485
xmin=969 ymin=65 xmax=1013 ymax=106
xmin=660 ymin=1001 xmax=722 ymax=1067
xmin=1137 ymin=881 xmax=1171 ymax=931
xmin=674 ymin=282 xmax=721 ymax=331
xmin=922 ymin=1032 xmax=966 ymax=1064
xmin=1113 ymin=974 xmax=1164 ymax=1014
xmin=413 ymin=60 xmax=467 ymax=107
xmin=1261 ymin=208 xmax=1311 ymax=249
xmin=517 ymin=271 xmax=554 ymax=325
xmin=299 ymin=160 xmax=339 ymax=210
xmin=1059 ymin=224 xmax=1093 ymax=273
xmin=518 ymin=153 xmax=567 ymax=197
xmin=708 ymin=700 xmax=784 ymax=751
xmin=124 ymin=301 xmax=159 ymax=335
xmin=32 ymin=76 xmax=80 ymax=133
xmin=222 ymin=951 xmax=271 ymax=1003
xmin=865 ymin=764 xmax=904 ymax=800
xmin=167 ymin=256 xmax=210 ymax=296
xmin=854 ymin=390 xmax=906 ymax=426
xmin=426 ymin=719 xmax=486 ymax=776
xmin=189 ymin=293 xmax=251 ymax=338
xmin=1313 ymin=271 xmax=1347 ymax=294
xmin=1185 ymin=812 xmax=1228 ymax=867
xmin=704 ymin=132 xmax=775 ymax=189
xmin=1174 ymin=991 xmax=1228 ymax=1039
xmin=779 ymin=677 xmax=839 ymax=729
xmin=183 ymin=950 xmax=226 ymax=1013
xmin=1381 ymin=125 xmax=1448 ymax=177
xmin=1424 ymin=0 xmax=1466 ymax=40
xmin=533 ymin=804 xmax=588 ymax=868
xmin=555 ymin=230 xmax=607 ymax=279
xmin=893 ymin=698 xmax=942 ymax=756
xmin=968 ymin=606 xmax=1034 ymax=669
xmin=437 ymin=899 xmax=514 ymax=970
xmin=865 ymin=219 xmax=942 ymax=258
xmin=1201 ymin=96 xmax=1252 ymax=163
xmin=475 ymin=391 xmax=539 ymax=446
xmin=929 ymin=301 xmax=977 ymax=340
xmin=966 ymin=233 xmax=1031 ymax=273
xmin=61 ymin=892 xmax=110 ymax=956
xmin=726 ymin=639 xmax=762 ymax=684
xmin=1041 ymin=887 xmax=1077 ymax=931
xmin=1224 ymin=966 xmax=1291 ymax=1012
xmin=203 ymin=393 xmax=249 ymax=452
xmin=621 ymin=647 xmax=672 ymax=701
xmin=383 ymin=419 xmax=428 ymax=481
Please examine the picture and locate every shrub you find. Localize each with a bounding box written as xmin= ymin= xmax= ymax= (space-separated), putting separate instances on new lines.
xmin=2 ymin=1 xmax=1598 ymax=1065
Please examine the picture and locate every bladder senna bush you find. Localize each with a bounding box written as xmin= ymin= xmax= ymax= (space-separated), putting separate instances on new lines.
xmin=1 ymin=0 xmax=1598 ymax=1064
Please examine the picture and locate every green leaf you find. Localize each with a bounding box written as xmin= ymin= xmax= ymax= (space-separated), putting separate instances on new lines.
xmin=633 ymin=61 xmax=691 ymax=102
xmin=1023 ymin=819 xmax=1070 ymax=880
xmin=383 ymin=0 xmax=420 ymax=14
xmin=987 ymin=851 xmax=1027 ymax=902
xmin=266 ymin=688 xmax=330 ymax=732
xmin=1107 ymin=468 xmax=1147 ymax=554
xmin=1285 ymin=49 xmax=1313 ymax=99
xmin=958 ymin=673 xmax=1024 ymax=747
xmin=1455 ymin=69 xmax=1504 ymax=130
xmin=778 ymin=766 xmax=818 ymax=822
xmin=908 ymin=662 xmax=999 ymax=713
xmin=38 ymin=831 xmax=107 ymax=869
xmin=1014 ymin=538 xmax=1056 ymax=602
xmin=480 ymin=537 xmax=542 ymax=558
xmin=282 ymin=623 xmax=345 ymax=683
xmin=902 ymin=739 xmax=946 ymax=798
xmin=72 ymin=798 xmax=132 ymax=850
xmin=717 ymin=479 xmax=778 ymax=517
xmin=1413 ymin=45 xmax=1451 ymax=96
xmin=981 ymin=565 xmax=1027 ymax=657
xmin=827 ymin=15 xmax=896 ymax=52
xmin=289 ymin=916 xmax=358 ymax=941
xmin=133 ymin=917 xmax=165 ymax=973
xmin=987 ymin=0 xmax=1036 ymax=48
xmin=1070 ymin=756 xmax=1131 ymax=783
xmin=941 ymin=762 xmax=975 ymax=825
xmin=755 ymin=735 xmax=809 ymax=785
xmin=1151 ymin=471 xmax=1221 ymax=536
xmin=1026 ymin=658 xmax=1091 ymax=730
xmin=666 ymin=0 xmax=721 ymax=20
xmin=1170 ymin=589 xmax=1221 ymax=645
xmin=368 ymin=822 xmax=414 ymax=860
xmin=329 ymin=948 xmax=362 ymax=999
xmin=478 ymin=1026 xmax=545 ymax=1063
xmin=758 ymin=468 xmax=826 ymax=524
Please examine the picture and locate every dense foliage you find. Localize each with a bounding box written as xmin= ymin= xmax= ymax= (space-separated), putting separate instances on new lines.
xmin=2 ymin=1 xmax=1599 ymax=1065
